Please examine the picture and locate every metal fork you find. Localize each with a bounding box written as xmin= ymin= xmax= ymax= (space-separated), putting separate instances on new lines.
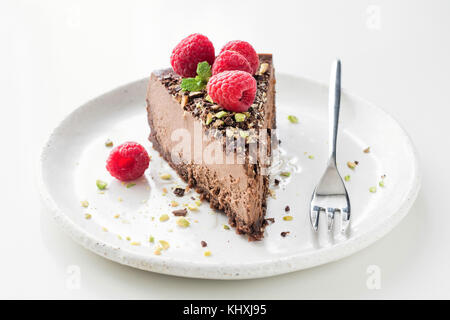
xmin=310 ymin=59 xmax=351 ymax=233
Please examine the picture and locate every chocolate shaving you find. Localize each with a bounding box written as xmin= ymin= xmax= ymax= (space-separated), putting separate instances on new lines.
xmin=173 ymin=187 xmax=185 ymax=197
xmin=281 ymin=231 xmax=290 ymax=237
xmin=172 ymin=208 xmax=187 ymax=216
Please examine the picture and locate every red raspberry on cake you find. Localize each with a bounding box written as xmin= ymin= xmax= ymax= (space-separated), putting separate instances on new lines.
xmin=220 ymin=40 xmax=259 ymax=75
xmin=106 ymin=142 xmax=150 ymax=181
xmin=207 ymin=70 xmax=257 ymax=112
xmin=170 ymin=33 xmax=215 ymax=78
xmin=211 ymin=50 xmax=253 ymax=75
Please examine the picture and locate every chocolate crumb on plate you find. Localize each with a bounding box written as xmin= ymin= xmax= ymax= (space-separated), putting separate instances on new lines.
xmin=172 ymin=208 xmax=187 ymax=216
xmin=281 ymin=231 xmax=290 ymax=237
xmin=274 ymin=179 xmax=280 ymax=186
xmin=285 ymin=205 xmax=290 ymax=212
xmin=266 ymin=217 xmax=275 ymax=224
xmin=173 ymin=187 xmax=185 ymax=197
xmin=201 ymin=241 xmax=207 ymax=247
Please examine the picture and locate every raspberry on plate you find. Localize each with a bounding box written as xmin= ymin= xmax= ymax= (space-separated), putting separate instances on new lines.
xmin=220 ymin=40 xmax=259 ymax=75
xmin=170 ymin=33 xmax=215 ymax=78
xmin=206 ymin=70 xmax=257 ymax=112
xmin=106 ymin=142 xmax=150 ymax=181
xmin=212 ymin=50 xmax=253 ymax=75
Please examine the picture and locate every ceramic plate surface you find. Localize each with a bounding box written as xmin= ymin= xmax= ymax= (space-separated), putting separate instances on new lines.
xmin=39 ymin=74 xmax=420 ymax=279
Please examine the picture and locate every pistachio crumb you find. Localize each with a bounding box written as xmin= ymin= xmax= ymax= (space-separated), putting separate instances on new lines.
xmin=205 ymin=113 xmax=213 ymax=125
xmin=369 ymin=186 xmax=377 ymax=193
xmin=149 ymin=236 xmax=154 ymax=243
xmin=126 ymin=236 xmax=131 ymax=241
xmin=113 ymin=214 xmax=120 ymax=219
xmin=215 ymin=111 xmax=228 ymax=119
xmin=96 ymin=180 xmax=107 ymax=190
xmin=223 ymin=224 xmax=230 ymax=230
xmin=283 ymin=216 xmax=293 ymax=221
xmin=171 ymin=200 xmax=179 ymax=207
xmin=379 ymin=181 xmax=385 ymax=187
xmin=126 ymin=183 xmax=136 ymax=188
xmin=130 ymin=241 xmax=141 ymax=246
xmin=154 ymin=247 xmax=162 ymax=255
xmin=118 ymin=197 xmax=123 ymax=202
xmin=364 ymin=147 xmax=371 ymax=153
xmin=159 ymin=214 xmax=169 ymax=222
xmin=280 ymin=172 xmax=291 ymax=177
xmin=288 ymin=115 xmax=299 ymax=124
xmin=188 ymin=204 xmax=198 ymax=211
xmin=195 ymin=200 xmax=202 ymax=206
xmin=177 ymin=218 xmax=190 ymax=228
xmin=344 ymin=175 xmax=351 ymax=182
xmin=160 ymin=173 xmax=172 ymax=180
xmin=308 ymin=155 xmax=315 ymax=160
xmin=80 ymin=200 xmax=89 ymax=208
xmin=105 ymin=139 xmax=113 ymax=147
xmin=159 ymin=240 xmax=170 ymax=250
xmin=235 ymin=113 xmax=246 ymax=122
xmin=102 ymin=227 xmax=108 ymax=232
xmin=205 ymin=95 xmax=214 ymax=103
xmin=84 ymin=213 xmax=92 ymax=220
xmin=347 ymin=161 xmax=357 ymax=169
xmin=204 ymin=251 xmax=212 ymax=257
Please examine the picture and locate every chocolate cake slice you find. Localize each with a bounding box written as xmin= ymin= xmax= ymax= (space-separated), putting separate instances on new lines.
xmin=146 ymin=54 xmax=276 ymax=240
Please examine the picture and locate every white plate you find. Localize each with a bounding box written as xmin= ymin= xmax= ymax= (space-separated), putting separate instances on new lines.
xmin=38 ymin=74 xmax=420 ymax=279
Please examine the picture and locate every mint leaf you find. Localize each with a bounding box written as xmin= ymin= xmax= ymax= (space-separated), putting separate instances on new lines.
xmin=196 ymin=61 xmax=211 ymax=81
xmin=181 ymin=78 xmax=205 ymax=91
xmin=180 ymin=62 xmax=211 ymax=91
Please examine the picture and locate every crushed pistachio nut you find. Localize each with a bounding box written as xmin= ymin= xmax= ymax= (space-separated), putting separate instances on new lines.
xmin=205 ymin=95 xmax=214 ymax=103
xmin=280 ymin=172 xmax=291 ymax=177
xmin=235 ymin=113 xmax=246 ymax=122
xmin=126 ymin=236 xmax=131 ymax=241
xmin=223 ymin=224 xmax=230 ymax=230
xmin=84 ymin=213 xmax=92 ymax=220
xmin=288 ymin=115 xmax=299 ymax=124
xmin=369 ymin=186 xmax=377 ymax=193
xmin=195 ymin=200 xmax=202 ymax=206
xmin=205 ymin=113 xmax=213 ymax=125
xmin=130 ymin=241 xmax=141 ymax=246
xmin=239 ymin=130 xmax=249 ymax=138
xmin=364 ymin=147 xmax=371 ymax=153
xmin=171 ymin=200 xmax=179 ymax=207
xmin=113 ymin=213 xmax=120 ymax=219
xmin=347 ymin=161 xmax=357 ymax=169
xmin=159 ymin=214 xmax=169 ymax=222
xmin=126 ymin=183 xmax=136 ymax=188
xmin=258 ymin=62 xmax=269 ymax=75
xmin=188 ymin=204 xmax=198 ymax=211
xmin=154 ymin=247 xmax=162 ymax=255
xmin=96 ymin=180 xmax=107 ymax=190
xmin=105 ymin=139 xmax=113 ymax=147
xmin=215 ymin=111 xmax=228 ymax=119
xmin=344 ymin=175 xmax=351 ymax=182
xmin=159 ymin=240 xmax=170 ymax=250
xmin=308 ymin=155 xmax=315 ymax=160
xmin=379 ymin=181 xmax=385 ymax=187
xmin=80 ymin=200 xmax=89 ymax=208
xmin=149 ymin=236 xmax=155 ymax=243
xmin=283 ymin=216 xmax=293 ymax=221
xmin=268 ymin=189 xmax=276 ymax=199
xmin=177 ymin=218 xmax=190 ymax=228
xmin=117 ymin=235 xmax=122 ymax=240
xmin=204 ymin=251 xmax=212 ymax=257
xmin=160 ymin=173 xmax=171 ymax=180
xmin=102 ymin=227 xmax=108 ymax=232
xmin=118 ymin=197 xmax=123 ymax=202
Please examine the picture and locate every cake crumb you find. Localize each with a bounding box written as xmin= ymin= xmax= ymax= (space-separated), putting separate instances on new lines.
xmin=173 ymin=187 xmax=185 ymax=197
xmin=172 ymin=208 xmax=187 ymax=216
xmin=285 ymin=205 xmax=290 ymax=212
xmin=281 ymin=231 xmax=290 ymax=237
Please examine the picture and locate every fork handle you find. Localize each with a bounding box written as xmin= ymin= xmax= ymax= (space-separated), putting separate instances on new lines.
xmin=328 ymin=59 xmax=341 ymax=166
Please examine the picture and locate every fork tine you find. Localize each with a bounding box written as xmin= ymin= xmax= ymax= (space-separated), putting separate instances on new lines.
xmin=310 ymin=206 xmax=320 ymax=232
xmin=327 ymin=209 xmax=335 ymax=232
xmin=341 ymin=208 xmax=350 ymax=233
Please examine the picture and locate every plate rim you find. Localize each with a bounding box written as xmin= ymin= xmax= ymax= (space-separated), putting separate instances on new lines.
xmin=37 ymin=73 xmax=422 ymax=280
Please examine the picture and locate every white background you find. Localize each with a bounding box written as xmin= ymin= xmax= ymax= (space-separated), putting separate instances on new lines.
xmin=1 ymin=0 xmax=449 ymax=299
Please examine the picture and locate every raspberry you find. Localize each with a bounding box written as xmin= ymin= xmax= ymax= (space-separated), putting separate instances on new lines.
xmin=220 ymin=40 xmax=259 ymax=74
xmin=211 ymin=50 xmax=252 ymax=75
xmin=106 ymin=142 xmax=150 ymax=181
xmin=206 ymin=70 xmax=257 ymax=112
xmin=170 ymin=33 xmax=215 ymax=78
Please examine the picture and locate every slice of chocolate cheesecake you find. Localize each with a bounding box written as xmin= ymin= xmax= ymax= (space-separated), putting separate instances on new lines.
xmin=146 ymin=54 xmax=276 ymax=240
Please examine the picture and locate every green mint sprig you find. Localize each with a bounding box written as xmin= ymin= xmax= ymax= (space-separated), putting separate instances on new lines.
xmin=181 ymin=61 xmax=211 ymax=91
